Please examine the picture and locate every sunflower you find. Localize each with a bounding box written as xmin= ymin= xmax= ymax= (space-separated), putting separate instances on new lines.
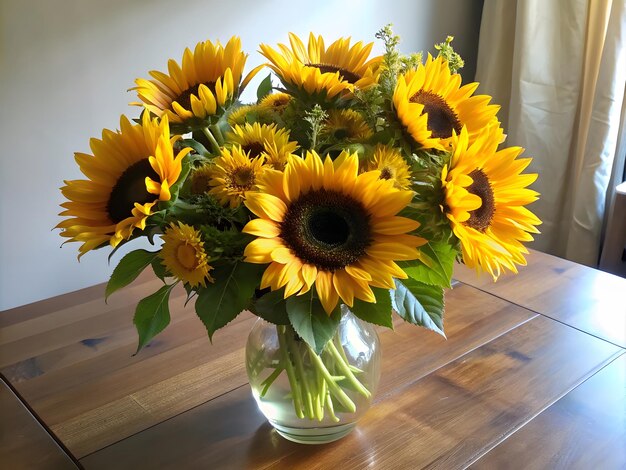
xmin=322 ymin=109 xmax=373 ymax=142
xmin=207 ymin=145 xmax=266 ymax=208
xmin=57 ymin=113 xmax=190 ymax=258
xmin=393 ymin=54 xmax=500 ymax=150
xmin=442 ymin=125 xmax=541 ymax=279
xmin=225 ymin=122 xmax=298 ymax=169
xmin=365 ymin=145 xmax=412 ymax=190
xmin=242 ymin=151 xmax=426 ymax=314
xmin=189 ymin=164 xmax=213 ymax=195
xmin=133 ymin=37 xmax=260 ymax=127
xmin=259 ymin=33 xmax=381 ymax=100
xmin=160 ymin=222 xmax=213 ymax=287
xmin=258 ymin=92 xmax=292 ymax=114
xmin=227 ymin=105 xmax=258 ymax=126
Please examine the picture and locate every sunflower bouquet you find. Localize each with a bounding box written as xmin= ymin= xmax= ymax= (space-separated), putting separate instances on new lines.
xmin=58 ymin=26 xmax=540 ymax=436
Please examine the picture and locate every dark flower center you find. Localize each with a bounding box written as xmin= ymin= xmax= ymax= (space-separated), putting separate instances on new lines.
xmin=280 ymin=189 xmax=371 ymax=271
xmin=230 ymin=167 xmax=255 ymax=189
xmin=269 ymin=96 xmax=290 ymax=109
xmin=191 ymin=169 xmax=211 ymax=195
xmin=306 ymin=63 xmax=361 ymax=84
xmin=242 ymin=142 xmax=266 ymax=158
xmin=173 ymin=82 xmax=217 ymax=110
xmin=107 ymin=159 xmax=159 ymax=224
xmin=333 ymin=128 xmax=349 ymax=140
xmin=410 ymin=90 xmax=462 ymax=139
xmin=380 ymin=167 xmax=393 ymax=180
xmin=465 ymin=169 xmax=495 ymax=232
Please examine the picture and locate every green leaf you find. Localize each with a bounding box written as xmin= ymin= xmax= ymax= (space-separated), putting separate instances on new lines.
xmin=350 ymin=287 xmax=393 ymax=328
xmin=133 ymin=284 xmax=175 ymax=353
xmin=257 ymin=74 xmax=273 ymax=102
xmin=179 ymin=138 xmax=210 ymax=157
xmin=286 ymin=291 xmax=341 ymax=354
xmin=392 ymin=278 xmax=445 ymax=337
xmin=106 ymin=249 xmax=159 ymax=301
xmin=400 ymin=240 xmax=456 ymax=288
xmin=195 ymin=261 xmax=265 ymax=340
xmin=251 ymin=289 xmax=290 ymax=325
xmin=151 ymin=257 xmax=167 ymax=282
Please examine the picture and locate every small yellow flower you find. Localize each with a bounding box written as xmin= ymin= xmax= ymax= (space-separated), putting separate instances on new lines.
xmin=323 ymin=109 xmax=373 ymax=142
xmin=189 ymin=164 xmax=213 ymax=195
xmin=227 ymin=105 xmax=256 ymax=126
xmin=207 ymin=146 xmax=266 ymax=208
xmin=366 ymin=145 xmax=412 ymax=190
xmin=225 ymin=122 xmax=298 ymax=169
xmin=160 ymin=222 xmax=213 ymax=287
xmin=258 ymin=92 xmax=292 ymax=114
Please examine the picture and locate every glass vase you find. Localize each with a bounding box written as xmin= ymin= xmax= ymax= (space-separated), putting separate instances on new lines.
xmin=245 ymin=306 xmax=381 ymax=444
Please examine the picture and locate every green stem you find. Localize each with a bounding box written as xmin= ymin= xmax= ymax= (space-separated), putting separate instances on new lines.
xmin=327 ymin=341 xmax=371 ymax=399
xmin=210 ymin=123 xmax=225 ymax=144
xmin=286 ymin=332 xmax=316 ymax=419
xmin=277 ymin=326 xmax=305 ymax=419
xmin=201 ymin=127 xmax=221 ymax=154
xmin=325 ymin=386 xmax=339 ymax=422
xmin=308 ymin=350 xmax=357 ymax=413
xmin=260 ymin=366 xmax=283 ymax=398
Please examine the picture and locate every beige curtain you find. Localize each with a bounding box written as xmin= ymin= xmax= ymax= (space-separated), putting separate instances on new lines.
xmin=476 ymin=0 xmax=626 ymax=266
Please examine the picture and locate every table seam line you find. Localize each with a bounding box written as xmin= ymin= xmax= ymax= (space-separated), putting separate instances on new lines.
xmin=461 ymin=349 xmax=626 ymax=469
xmin=77 ymin=382 xmax=250 ymax=462
xmin=373 ymin=313 xmax=540 ymax=405
xmin=0 ymin=372 xmax=84 ymax=469
xmin=456 ymin=280 xmax=626 ymax=350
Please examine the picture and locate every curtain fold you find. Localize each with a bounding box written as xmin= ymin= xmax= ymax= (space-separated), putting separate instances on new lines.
xmin=476 ymin=0 xmax=626 ymax=266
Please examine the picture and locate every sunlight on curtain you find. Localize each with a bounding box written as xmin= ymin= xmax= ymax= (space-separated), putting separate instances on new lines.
xmin=476 ymin=0 xmax=626 ymax=266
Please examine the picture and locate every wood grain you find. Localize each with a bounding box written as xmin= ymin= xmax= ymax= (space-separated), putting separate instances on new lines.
xmin=0 ymin=378 xmax=77 ymax=469
xmin=0 ymin=277 xmax=255 ymax=458
xmin=470 ymin=352 xmax=626 ymax=470
xmin=80 ymin=308 xmax=622 ymax=469
xmin=1 ymin=271 xmax=536 ymax=459
xmin=2 ymin=250 xmax=625 ymax=468
xmin=454 ymin=250 xmax=626 ymax=347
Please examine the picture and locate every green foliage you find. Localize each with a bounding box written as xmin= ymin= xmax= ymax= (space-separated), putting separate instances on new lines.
xmin=200 ymin=225 xmax=253 ymax=260
xmin=250 ymin=289 xmax=290 ymax=325
xmin=151 ymin=256 xmax=167 ymax=282
xmin=256 ymin=74 xmax=274 ymax=101
xmin=178 ymin=138 xmax=210 ymax=158
xmin=392 ymin=278 xmax=445 ymax=337
xmin=133 ymin=284 xmax=175 ymax=352
xmin=375 ymin=24 xmax=402 ymax=97
xmin=286 ymin=290 xmax=342 ymax=355
xmin=303 ymin=104 xmax=329 ymax=151
xmin=400 ymin=240 xmax=457 ymax=288
xmin=351 ymin=287 xmax=393 ymax=328
xmin=195 ymin=261 xmax=265 ymax=339
xmin=434 ymin=36 xmax=464 ymax=74
xmin=400 ymin=52 xmax=423 ymax=73
xmin=106 ymin=250 xmax=159 ymax=301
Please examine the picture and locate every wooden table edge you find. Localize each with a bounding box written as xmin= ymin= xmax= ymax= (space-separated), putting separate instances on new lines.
xmin=1 ymin=373 xmax=82 ymax=468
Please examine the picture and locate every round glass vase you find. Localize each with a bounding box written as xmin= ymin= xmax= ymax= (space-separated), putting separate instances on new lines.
xmin=245 ymin=306 xmax=381 ymax=444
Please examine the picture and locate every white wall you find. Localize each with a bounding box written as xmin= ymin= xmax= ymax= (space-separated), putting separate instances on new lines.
xmin=0 ymin=0 xmax=483 ymax=310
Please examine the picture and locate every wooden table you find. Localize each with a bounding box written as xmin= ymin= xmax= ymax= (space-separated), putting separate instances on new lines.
xmin=1 ymin=250 xmax=625 ymax=469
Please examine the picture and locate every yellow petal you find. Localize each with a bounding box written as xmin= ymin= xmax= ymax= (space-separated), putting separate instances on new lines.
xmin=316 ymin=270 xmax=339 ymax=314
